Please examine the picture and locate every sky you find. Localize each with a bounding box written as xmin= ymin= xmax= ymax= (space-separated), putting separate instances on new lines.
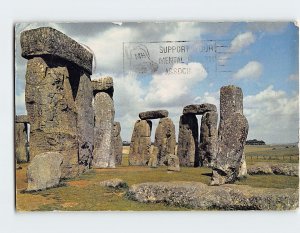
xmin=15 ymin=22 xmax=299 ymax=144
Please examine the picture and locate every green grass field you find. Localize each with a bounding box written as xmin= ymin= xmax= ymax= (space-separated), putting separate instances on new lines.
xmin=16 ymin=144 xmax=299 ymax=211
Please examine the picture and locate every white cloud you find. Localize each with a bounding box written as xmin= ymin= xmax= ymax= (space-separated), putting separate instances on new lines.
xmin=229 ymin=31 xmax=256 ymax=53
xmin=162 ymin=22 xmax=202 ymax=41
xmin=288 ymin=73 xmax=298 ymax=81
xmin=244 ymin=85 xmax=299 ymax=143
xmin=233 ymin=61 xmax=263 ymax=80
xmin=145 ymin=62 xmax=208 ymax=107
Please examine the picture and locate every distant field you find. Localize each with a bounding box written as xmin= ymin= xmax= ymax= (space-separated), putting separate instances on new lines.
xmin=16 ymin=144 xmax=299 ymax=211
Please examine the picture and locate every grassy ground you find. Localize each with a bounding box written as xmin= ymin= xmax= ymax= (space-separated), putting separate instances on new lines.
xmin=16 ymin=144 xmax=299 ymax=211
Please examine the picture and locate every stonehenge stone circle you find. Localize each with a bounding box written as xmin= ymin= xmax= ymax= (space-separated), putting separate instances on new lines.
xmin=15 ymin=115 xmax=29 ymax=163
xmin=21 ymin=27 xmax=94 ymax=178
xmin=211 ymin=85 xmax=249 ymax=185
xmin=183 ymin=103 xmax=217 ymax=115
xmin=154 ymin=117 xmax=176 ymax=165
xmin=92 ymin=82 xmax=115 ymax=168
xmin=27 ymin=152 xmax=63 ymax=191
xmin=177 ymin=114 xmax=199 ymax=167
xmin=199 ymin=111 xmax=218 ymax=167
xmin=139 ymin=110 xmax=168 ymax=120
xmin=113 ymin=122 xmax=123 ymax=166
xmin=129 ymin=120 xmax=152 ymax=165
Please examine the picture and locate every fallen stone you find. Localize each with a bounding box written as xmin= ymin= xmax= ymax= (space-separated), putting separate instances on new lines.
xmin=21 ymin=27 xmax=93 ymax=74
xmin=183 ymin=103 xmax=217 ymax=115
xmin=247 ymin=163 xmax=299 ymax=177
xmin=126 ymin=181 xmax=298 ymax=210
xmin=99 ymin=178 xmax=128 ymax=189
xmin=93 ymin=92 xmax=115 ymax=168
xmin=92 ymin=76 xmax=114 ymax=97
xmin=167 ymin=154 xmax=180 ymax=171
xmin=154 ymin=117 xmax=176 ymax=165
xmin=129 ymin=120 xmax=152 ymax=166
xmin=27 ymin=152 xmax=63 ymax=191
xmin=139 ymin=110 xmax=168 ymax=120
xmin=247 ymin=163 xmax=273 ymax=175
xmin=177 ymin=114 xmax=199 ymax=167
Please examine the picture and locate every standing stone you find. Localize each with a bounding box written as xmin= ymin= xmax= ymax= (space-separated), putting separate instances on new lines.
xmin=154 ymin=117 xmax=176 ymax=166
xmin=93 ymin=92 xmax=115 ymax=168
xmin=15 ymin=115 xmax=29 ymax=163
xmin=238 ymin=152 xmax=247 ymax=178
xmin=177 ymin=114 xmax=199 ymax=167
xmin=113 ymin=122 xmax=123 ymax=166
xmin=129 ymin=120 xmax=152 ymax=166
xmin=21 ymin=27 xmax=94 ymax=178
xmin=27 ymin=152 xmax=63 ymax=191
xmin=199 ymin=111 xmax=218 ymax=167
xmin=148 ymin=146 xmax=158 ymax=168
xmin=167 ymin=154 xmax=180 ymax=172
xmin=211 ymin=112 xmax=249 ymax=185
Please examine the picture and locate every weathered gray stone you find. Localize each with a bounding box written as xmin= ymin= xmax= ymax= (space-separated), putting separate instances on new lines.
xmin=127 ymin=181 xmax=298 ymax=210
xmin=113 ymin=122 xmax=123 ymax=166
xmin=183 ymin=103 xmax=217 ymax=115
xmin=177 ymin=114 xmax=199 ymax=167
xmin=247 ymin=163 xmax=273 ymax=175
xmin=220 ymin=85 xmax=243 ymax=121
xmin=167 ymin=154 xmax=180 ymax=171
xmin=15 ymin=115 xmax=29 ymax=123
xmin=129 ymin=120 xmax=152 ymax=165
xmin=247 ymin=163 xmax=299 ymax=177
xmin=154 ymin=117 xmax=176 ymax=165
xmin=27 ymin=152 xmax=63 ymax=191
xmin=199 ymin=111 xmax=218 ymax=167
xmin=93 ymin=92 xmax=115 ymax=168
xmin=25 ymin=57 xmax=79 ymax=178
xmin=15 ymin=122 xmax=29 ymax=163
xmin=21 ymin=27 xmax=93 ymax=74
xmin=148 ymin=146 xmax=158 ymax=168
xmin=21 ymin=27 xmax=94 ymax=178
xmin=99 ymin=178 xmax=128 ymax=189
xmin=238 ymin=153 xmax=247 ymax=178
xmin=211 ymin=112 xmax=249 ymax=185
xmin=92 ymin=76 xmax=114 ymax=97
xmin=139 ymin=110 xmax=168 ymax=120
xmin=76 ymin=73 xmax=94 ymax=172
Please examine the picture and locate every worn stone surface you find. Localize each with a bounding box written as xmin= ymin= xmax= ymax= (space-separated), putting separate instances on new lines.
xmin=199 ymin=111 xmax=218 ymax=167
xmin=248 ymin=163 xmax=299 ymax=177
xmin=76 ymin=72 xmax=94 ymax=172
xmin=21 ymin=27 xmax=93 ymax=74
xmin=92 ymin=76 xmax=114 ymax=97
xmin=99 ymin=178 xmax=128 ymax=189
xmin=167 ymin=154 xmax=180 ymax=171
xmin=27 ymin=152 xmax=63 ymax=191
xmin=220 ymin=85 xmax=243 ymax=121
xmin=129 ymin=120 xmax=152 ymax=165
xmin=148 ymin=146 xmax=158 ymax=168
xmin=93 ymin=92 xmax=115 ymax=168
xmin=183 ymin=103 xmax=217 ymax=115
xmin=139 ymin=110 xmax=168 ymax=120
xmin=127 ymin=181 xmax=298 ymax=210
xmin=15 ymin=122 xmax=29 ymax=163
xmin=15 ymin=115 xmax=29 ymax=123
xmin=177 ymin=114 xmax=199 ymax=167
xmin=25 ymin=57 xmax=79 ymax=178
xmin=238 ymin=153 xmax=248 ymax=178
xmin=154 ymin=117 xmax=176 ymax=165
xmin=211 ymin=112 xmax=249 ymax=185
xmin=113 ymin=122 xmax=123 ymax=166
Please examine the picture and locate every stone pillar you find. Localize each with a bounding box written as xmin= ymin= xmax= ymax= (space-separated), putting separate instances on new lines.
xmin=211 ymin=85 xmax=249 ymax=185
xmin=20 ymin=27 xmax=93 ymax=178
xmin=113 ymin=122 xmax=123 ymax=166
xmin=15 ymin=115 xmax=29 ymax=163
xmin=199 ymin=111 xmax=218 ymax=167
xmin=177 ymin=114 xmax=199 ymax=167
xmin=129 ymin=120 xmax=152 ymax=166
xmin=154 ymin=117 xmax=176 ymax=165
xmin=92 ymin=77 xmax=115 ymax=168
